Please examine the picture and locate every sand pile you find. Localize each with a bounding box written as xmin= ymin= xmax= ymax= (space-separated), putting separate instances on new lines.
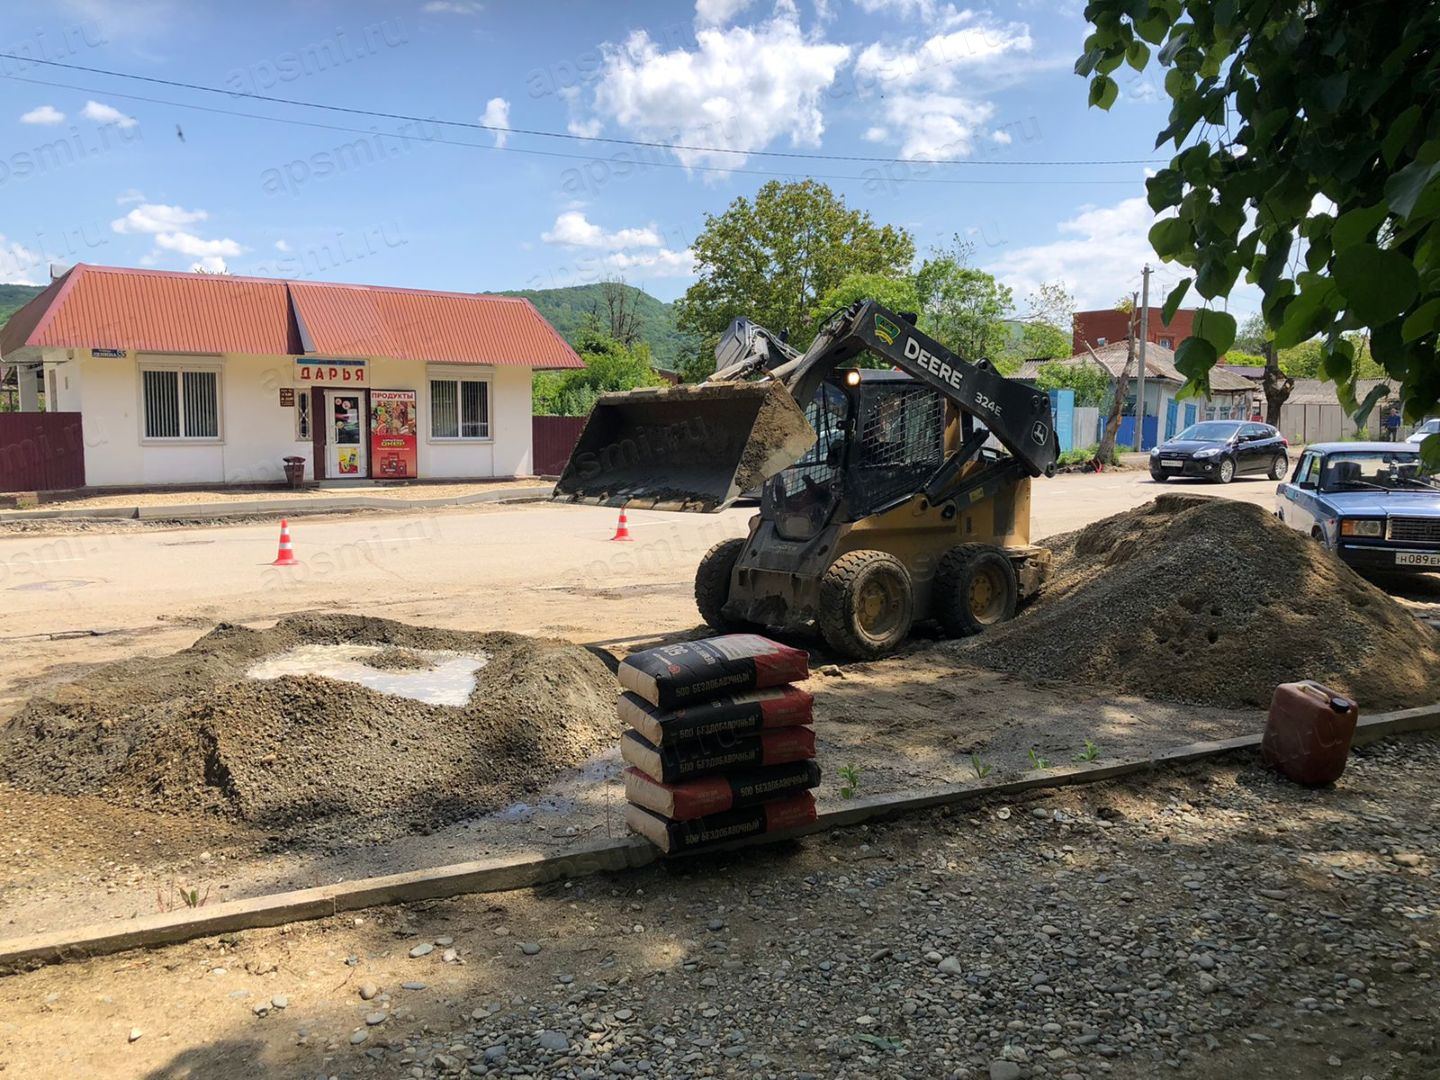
xmin=957 ymin=493 xmax=1440 ymax=710
xmin=0 ymin=614 xmax=619 ymax=830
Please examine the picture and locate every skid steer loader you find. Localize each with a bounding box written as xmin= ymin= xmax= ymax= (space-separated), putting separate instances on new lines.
xmin=553 ymin=299 xmax=1060 ymax=659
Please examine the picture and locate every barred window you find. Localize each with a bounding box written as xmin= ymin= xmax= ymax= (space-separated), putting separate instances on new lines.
xmin=295 ymin=389 xmax=311 ymax=440
xmin=430 ymin=377 xmax=490 ymax=440
xmin=142 ymin=366 xmax=220 ymax=440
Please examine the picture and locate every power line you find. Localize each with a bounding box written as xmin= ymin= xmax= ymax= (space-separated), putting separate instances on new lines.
xmin=3 ymin=73 xmax=1148 ymax=188
xmin=0 ymin=52 xmax=1167 ymax=169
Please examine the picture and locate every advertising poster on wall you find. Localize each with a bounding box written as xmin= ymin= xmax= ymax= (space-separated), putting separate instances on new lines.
xmin=371 ymin=389 xmax=418 ymax=478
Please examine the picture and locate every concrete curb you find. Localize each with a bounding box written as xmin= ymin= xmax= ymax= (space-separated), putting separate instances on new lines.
xmin=0 ymin=487 xmax=554 ymax=524
xmin=2 ymin=705 xmax=1436 ymax=971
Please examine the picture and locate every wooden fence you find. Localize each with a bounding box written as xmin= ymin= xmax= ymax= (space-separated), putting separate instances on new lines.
xmin=0 ymin=413 xmax=85 ymax=492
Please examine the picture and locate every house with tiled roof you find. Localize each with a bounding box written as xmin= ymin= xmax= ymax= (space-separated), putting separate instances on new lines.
xmin=1015 ymin=339 xmax=1257 ymax=449
xmin=0 ymin=264 xmax=583 ymax=488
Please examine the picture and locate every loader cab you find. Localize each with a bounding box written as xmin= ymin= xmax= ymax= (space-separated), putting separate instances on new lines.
xmin=765 ymin=370 xmax=950 ymax=541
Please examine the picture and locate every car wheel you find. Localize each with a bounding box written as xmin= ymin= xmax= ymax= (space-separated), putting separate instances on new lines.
xmin=1149 ymin=469 xmax=1168 ymax=483
xmin=694 ymin=537 xmax=747 ymax=631
xmin=933 ymin=544 xmax=1019 ymax=638
xmin=1311 ymin=525 xmax=1331 ymax=552
xmin=1269 ymin=453 xmax=1288 ymax=481
xmin=817 ymin=550 xmax=915 ymax=660
xmin=1214 ymin=457 xmax=1236 ymax=484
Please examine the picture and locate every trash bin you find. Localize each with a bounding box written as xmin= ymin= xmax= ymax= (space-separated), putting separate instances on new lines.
xmin=283 ymin=456 xmax=306 ymax=490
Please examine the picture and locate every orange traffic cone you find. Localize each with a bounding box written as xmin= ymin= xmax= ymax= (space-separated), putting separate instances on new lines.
xmin=609 ymin=508 xmax=633 ymax=542
xmin=272 ymin=518 xmax=299 ymax=565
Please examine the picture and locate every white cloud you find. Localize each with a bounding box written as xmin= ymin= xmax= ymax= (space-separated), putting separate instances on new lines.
xmin=580 ymin=14 xmax=851 ymax=168
xmin=853 ymin=0 xmax=973 ymax=28
xmin=421 ymin=1 xmax=482 ymax=12
xmin=274 ymin=239 xmax=291 ymax=252
xmin=542 ymin=211 xmax=663 ymax=250
xmin=695 ymin=0 xmax=753 ymax=26
xmin=480 ymin=96 xmax=510 ymax=148
xmin=82 ymin=100 xmax=138 ymax=129
xmin=115 ymin=188 xmax=146 ymax=205
xmin=20 ymin=105 xmax=65 ymax=125
xmin=852 ymin=17 xmax=1032 ymax=160
xmin=155 ymin=232 xmax=244 ymax=258
xmin=602 ymin=247 xmax=695 ymax=276
xmin=987 ymin=196 xmax=1166 ymax=312
xmin=990 ymin=129 xmax=1013 ymax=144
xmin=0 ymin=235 xmax=43 ymax=284
xmin=190 ymin=256 xmax=229 ymax=273
xmin=111 ymin=203 xmax=208 ymax=235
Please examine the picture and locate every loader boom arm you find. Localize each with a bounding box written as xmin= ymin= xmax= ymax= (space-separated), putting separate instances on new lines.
xmin=779 ymin=300 xmax=1059 ymax=478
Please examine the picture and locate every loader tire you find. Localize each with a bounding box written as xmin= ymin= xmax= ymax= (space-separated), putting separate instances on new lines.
xmin=817 ymin=550 xmax=915 ymax=660
xmin=934 ymin=543 xmax=1018 ymax=638
xmin=695 ymin=537 xmax=747 ymax=632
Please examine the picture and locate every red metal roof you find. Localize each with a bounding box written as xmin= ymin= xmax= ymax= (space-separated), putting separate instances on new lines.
xmin=289 ymin=282 xmax=581 ymax=367
xmin=0 ymin=264 xmax=582 ymax=369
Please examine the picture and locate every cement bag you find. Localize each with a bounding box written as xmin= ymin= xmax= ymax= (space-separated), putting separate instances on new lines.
xmin=617 ymin=686 xmax=813 ymax=746
xmin=618 ymin=635 xmax=809 ymax=709
xmin=621 ymin=726 xmax=816 ymax=784
xmin=624 ymin=759 xmax=821 ymax=821
xmin=625 ymin=792 xmax=817 ymax=854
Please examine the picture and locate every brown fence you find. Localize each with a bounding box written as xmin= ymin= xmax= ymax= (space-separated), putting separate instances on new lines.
xmin=0 ymin=413 xmax=86 ymax=492
xmin=532 ymin=415 xmax=586 ymax=477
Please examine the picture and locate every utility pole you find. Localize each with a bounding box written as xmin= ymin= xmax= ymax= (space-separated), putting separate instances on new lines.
xmin=1135 ymin=265 xmax=1152 ymax=451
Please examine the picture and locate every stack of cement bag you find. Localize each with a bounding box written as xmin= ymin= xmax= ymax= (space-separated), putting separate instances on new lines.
xmin=618 ymin=634 xmax=820 ymax=854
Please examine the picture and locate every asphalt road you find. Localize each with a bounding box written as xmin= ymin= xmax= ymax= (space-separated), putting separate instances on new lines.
xmin=0 ymin=469 xmax=1282 ymax=714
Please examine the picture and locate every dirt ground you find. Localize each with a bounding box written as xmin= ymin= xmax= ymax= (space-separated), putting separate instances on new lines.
xmin=4 ymin=479 xmax=543 ymax=513
xmin=0 ymin=734 xmax=1434 ymax=1080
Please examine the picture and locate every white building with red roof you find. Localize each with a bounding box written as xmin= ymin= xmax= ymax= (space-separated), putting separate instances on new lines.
xmin=0 ymin=263 xmax=582 ymax=487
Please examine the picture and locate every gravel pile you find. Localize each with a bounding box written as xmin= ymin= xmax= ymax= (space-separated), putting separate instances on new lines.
xmin=958 ymin=493 xmax=1440 ymax=709
xmin=0 ymin=614 xmax=619 ymax=832
xmin=42 ymin=734 xmax=1432 ymax=1079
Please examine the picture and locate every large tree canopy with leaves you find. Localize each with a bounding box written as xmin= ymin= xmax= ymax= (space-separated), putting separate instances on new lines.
xmin=1078 ymin=0 xmax=1440 ymax=457
xmin=675 ymin=180 xmax=915 ymax=373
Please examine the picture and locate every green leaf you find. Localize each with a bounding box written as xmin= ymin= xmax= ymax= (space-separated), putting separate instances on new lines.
xmin=1126 ymin=39 xmax=1151 ymax=71
xmin=1135 ymin=14 xmax=1169 ymax=45
xmin=1383 ymin=105 xmax=1422 ymax=166
xmin=1157 ymin=26 xmax=1190 ymax=65
xmin=1192 ymin=309 xmax=1237 ymax=354
xmin=1421 ymin=432 xmax=1440 ymax=473
xmin=1331 ymin=204 xmax=1388 ymax=252
xmin=1089 ymin=75 xmax=1119 ymax=110
xmin=1332 ymin=243 xmax=1420 ymax=325
xmin=1402 ymin=297 xmax=1440 ymax=343
xmin=1384 ymin=159 xmax=1440 ymax=220
xmin=1145 ymin=169 xmax=1184 ymax=212
xmin=1074 ymin=47 xmax=1103 ymax=77
xmin=1148 ymin=217 xmax=1190 ymax=258
xmin=1162 ymin=278 xmax=1192 ymax=323
xmin=1174 ymin=335 xmax=1218 ymax=383
xmin=1273 ymin=288 xmax=1334 ymax=348
xmin=1351 ymin=382 xmax=1390 ymax=427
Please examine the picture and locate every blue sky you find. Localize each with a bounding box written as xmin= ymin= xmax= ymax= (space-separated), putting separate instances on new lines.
xmin=0 ymin=0 xmax=1236 ymax=315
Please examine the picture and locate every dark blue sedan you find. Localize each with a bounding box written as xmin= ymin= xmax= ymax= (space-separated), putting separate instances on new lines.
xmin=1276 ymin=442 xmax=1440 ymax=573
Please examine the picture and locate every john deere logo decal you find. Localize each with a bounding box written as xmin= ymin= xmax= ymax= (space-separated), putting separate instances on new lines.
xmin=873 ymin=314 xmax=901 ymax=345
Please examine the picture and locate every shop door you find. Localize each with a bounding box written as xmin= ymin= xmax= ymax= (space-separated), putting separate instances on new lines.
xmin=326 ymin=390 xmax=368 ymax=477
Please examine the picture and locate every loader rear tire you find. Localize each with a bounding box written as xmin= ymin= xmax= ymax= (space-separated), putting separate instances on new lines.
xmin=817 ymin=550 xmax=914 ymax=660
xmin=934 ymin=543 xmax=1018 ymax=637
xmin=695 ymin=537 xmax=747 ymax=631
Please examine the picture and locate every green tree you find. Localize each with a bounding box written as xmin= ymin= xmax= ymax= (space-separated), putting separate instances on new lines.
xmin=1035 ymin=360 xmax=1112 ymax=408
xmin=1280 ymin=333 xmax=1386 ymax=380
xmin=1234 ymin=313 xmax=1268 ymax=355
xmin=999 ymin=281 xmax=1076 ymax=365
xmin=675 ymin=180 xmax=915 ymax=375
xmin=811 ymin=271 xmax=924 ymax=369
xmin=915 ymin=237 xmax=1015 ymax=363
xmin=1078 ymin=0 xmax=1440 ymax=461
xmin=532 ymin=328 xmax=665 ymax=416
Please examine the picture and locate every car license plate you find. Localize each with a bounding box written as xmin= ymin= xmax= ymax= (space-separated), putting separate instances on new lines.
xmin=1161 ymin=458 xmax=1183 ymax=467
xmin=1396 ymin=551 xmax=1440 ymax=567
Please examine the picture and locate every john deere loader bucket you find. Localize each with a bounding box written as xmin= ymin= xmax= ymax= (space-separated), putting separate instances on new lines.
xmin=551 ymin=381 xmax=815 ymax=512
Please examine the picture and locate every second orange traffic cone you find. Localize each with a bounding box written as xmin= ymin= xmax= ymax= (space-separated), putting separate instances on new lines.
xmin=610 ymin=508 xmax=633 ymax=542
xmin=272 ymin=518 xmax=299 ymax=565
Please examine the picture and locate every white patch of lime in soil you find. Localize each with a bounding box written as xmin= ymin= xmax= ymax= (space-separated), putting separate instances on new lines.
xmin=247 ymin=644 xmax=488 ymax=706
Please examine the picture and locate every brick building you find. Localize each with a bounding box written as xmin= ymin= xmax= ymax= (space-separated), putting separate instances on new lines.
xmin=1072 ymin=307 xmax=1196 ymax=355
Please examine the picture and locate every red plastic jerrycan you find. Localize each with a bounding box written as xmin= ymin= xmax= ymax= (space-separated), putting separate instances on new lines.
xmin=1261 ymin=681 xmax=1359 ymax=786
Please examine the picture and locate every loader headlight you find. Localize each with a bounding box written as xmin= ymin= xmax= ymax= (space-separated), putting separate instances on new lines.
xmin=1339 ymin=519 xmax=1384 ymax=537
xmin=844 ymin=369 xmax=862 ymax=387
